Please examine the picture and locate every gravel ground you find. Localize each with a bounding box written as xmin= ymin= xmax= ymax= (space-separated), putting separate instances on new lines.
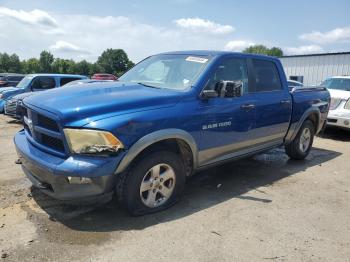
xmin=0 ymin=114 xmax=349 ymax=262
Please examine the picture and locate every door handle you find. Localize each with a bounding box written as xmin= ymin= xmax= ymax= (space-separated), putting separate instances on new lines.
xmin=240 ymin=104 xmax=255 ymax=110
xmin=280 ymin=100 xmax=291 ymax=104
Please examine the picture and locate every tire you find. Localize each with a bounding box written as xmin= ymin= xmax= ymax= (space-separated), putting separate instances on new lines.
xmin=116 ymin=150 xmax=186 ymax=216
xmin=285 ymin=119 xmax=315 ymax=160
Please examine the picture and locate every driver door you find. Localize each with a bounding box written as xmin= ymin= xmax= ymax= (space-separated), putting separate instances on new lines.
xmin=198 ymin=56 xmax=257 ymax=166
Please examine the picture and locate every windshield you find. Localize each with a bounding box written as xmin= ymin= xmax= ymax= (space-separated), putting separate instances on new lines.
xmin=119 ymin=54 xmax=211 ymax=90
xmin=16 ymin=76 xmax=34 ymax=88
xmin=322 ymin=78 xmax=350 ymax=91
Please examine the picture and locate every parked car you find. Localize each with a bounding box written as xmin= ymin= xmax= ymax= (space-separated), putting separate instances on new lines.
xmin=91 ymin=73 xmax=118 ymax=81
xmin=5 ymin=79 xmax=111 ymax=119
xmin=14 ymin=51 xmax=330 ymax=215
xmin=0 ymin=73 xmax=25 ymax=87
xmin=322 ymin=76 xmax=350 ymax=130
xmin=0 ymin=74 xmax=87 ymax=113
xmin=287 ymin=80 xmax=303 ymax=89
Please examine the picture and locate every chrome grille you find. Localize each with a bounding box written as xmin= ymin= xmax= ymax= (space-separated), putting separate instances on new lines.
xmin=4 ymin=99 xmax=17 ymax=116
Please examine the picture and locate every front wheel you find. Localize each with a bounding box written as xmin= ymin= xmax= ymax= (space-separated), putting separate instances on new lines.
xmin=285 ymin=119 xmax=315 ymax=160
xmin=116 ymin=151 xmax=186 ymax=215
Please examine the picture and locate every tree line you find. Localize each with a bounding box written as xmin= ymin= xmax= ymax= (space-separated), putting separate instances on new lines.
xmin=242 ymin=45 xmax=283 ymax=57
xmin=0 ymin=44 xmax=283 ymax=76
xmin=0 ymin=48 xmax=135 ymax=77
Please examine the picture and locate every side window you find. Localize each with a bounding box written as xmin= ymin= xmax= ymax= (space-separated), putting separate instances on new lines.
xmin=206 ymin=58 xmax=249 ymax=93
xmin=32 ymin=77 xmax=56 ymax=90
xmin=7 ymin=76 xmax=23 ymax=81
xmin=60 ymin=77 xmax=82 ymax=86
xmin=252 ymin=59 xmax=282 ymax=92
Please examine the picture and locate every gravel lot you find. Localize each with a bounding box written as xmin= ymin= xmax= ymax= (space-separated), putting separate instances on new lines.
xmin=0 ymin=114 xmax=349 ymax=262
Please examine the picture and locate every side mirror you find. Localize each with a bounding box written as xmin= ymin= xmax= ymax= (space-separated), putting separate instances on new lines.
xmin=216 ymin=80 xmax=243 ymax=98
xmin=201 ymin=89 xmax=218 ymax=99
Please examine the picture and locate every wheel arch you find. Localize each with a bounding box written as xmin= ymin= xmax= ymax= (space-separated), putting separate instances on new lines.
xmin=285 ymin=107 xmax=320 ymax=144
xmin=115 ymin=129 xmax=198 ymax=175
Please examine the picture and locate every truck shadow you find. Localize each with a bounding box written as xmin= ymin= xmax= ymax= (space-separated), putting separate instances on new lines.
xmin=318 ymin=127 xmax=350 ymax=142
xmin=31 ymin=146 xmax=341 ymax=232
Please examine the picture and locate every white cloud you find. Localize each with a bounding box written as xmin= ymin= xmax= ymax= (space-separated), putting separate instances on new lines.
xmin=50 ymin=41 xmax=89 ymax=54
xmin=224 ymin=40 xmax=255 ymax=51
xmin=0 ymin=6 xmax=57 ymax=27
xmin=174 ymin=18 xmax=234 ymax=34
xmin=299 ymin=26 xmax=350 ymax=44
xmin=0 ymin=8 xmax=239 ymax=62
xmin=284 ymin=45 xmax=324 ymax=55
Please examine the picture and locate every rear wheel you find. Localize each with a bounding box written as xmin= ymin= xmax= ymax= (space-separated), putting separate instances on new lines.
xmin=116 ymin=151 xmax=186 ymax=215
xmin=285 ymin=119 xmax=315 ymax=160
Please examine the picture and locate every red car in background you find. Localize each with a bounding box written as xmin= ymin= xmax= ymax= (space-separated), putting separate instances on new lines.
xmin=91 ymin=73 xmax=118 ymax=81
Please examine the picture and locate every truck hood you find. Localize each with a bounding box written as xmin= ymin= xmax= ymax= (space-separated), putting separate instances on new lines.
xmin=328 ymin=89 xmax=350 ymax=100
xmin=24 ymin=82 xmax=182 ymax=126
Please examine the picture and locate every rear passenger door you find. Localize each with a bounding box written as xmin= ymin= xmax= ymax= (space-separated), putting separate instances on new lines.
xmin=31 ymin=77 xmax=57 ymax=91
xmin=249 ymin=58 xmax=292 ymax=144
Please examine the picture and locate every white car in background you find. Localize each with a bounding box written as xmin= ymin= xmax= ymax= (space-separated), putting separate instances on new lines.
xmin=322 ymin=76 xmax=350 ymax=130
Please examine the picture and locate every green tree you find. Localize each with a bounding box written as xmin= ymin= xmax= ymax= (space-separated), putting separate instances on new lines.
xmin=97 ymin=48 xmax=131 ymax=76
xmin=23 ymin=58 xmax=40 ymax=73
xmin=39 ymin=50 xmax=54 ymax=73
xmin=126 ymin=60 xmax=135 ymax=70
xmin=74 ymin=60 xmax=92 ymax=75
xmin=0 ymin=53 xmax=11 ymax=72
xmin=52 ymin=58 xmax=76 ymax=74
xmin=8 ymin=54 xmax=22 ymax=73
xmin=243 ymin=45 xmax=283 ymax=57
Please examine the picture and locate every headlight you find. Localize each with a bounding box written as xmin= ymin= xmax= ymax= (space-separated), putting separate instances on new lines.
xmin=345 ymin=99 xmax=350 ymax=110
xmin=64 ymin=128 xmax=124 ymax=155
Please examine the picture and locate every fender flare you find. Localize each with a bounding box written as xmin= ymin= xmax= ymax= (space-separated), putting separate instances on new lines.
xmin=115 ymin=129 xmax=198 ymax=174
xmin=285 ymin=107 xmax=321 ymax=144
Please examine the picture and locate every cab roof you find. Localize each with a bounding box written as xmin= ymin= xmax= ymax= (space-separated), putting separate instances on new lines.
xmin=26 ymin=73 xmax=87 ymax=78
xmin=159 ymin=50 xmax=280 ymax=60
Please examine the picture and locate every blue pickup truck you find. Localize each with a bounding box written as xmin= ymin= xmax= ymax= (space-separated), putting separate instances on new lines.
xmin=0 ymin=74 xmax=87 ymax=113
xmin=14 ymin=51 xmax=330 ymax=215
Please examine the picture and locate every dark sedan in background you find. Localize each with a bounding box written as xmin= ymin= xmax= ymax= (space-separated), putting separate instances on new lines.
xmin=0 ymin=73 xmax=24 ymax=87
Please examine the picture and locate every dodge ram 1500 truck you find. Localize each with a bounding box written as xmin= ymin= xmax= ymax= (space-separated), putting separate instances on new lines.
xmin=14 ymin=51 xmax=330 ymax=215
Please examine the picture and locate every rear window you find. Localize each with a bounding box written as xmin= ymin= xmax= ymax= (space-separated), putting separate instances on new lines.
xmin=60 ymin=77 xmax=82 ymax=86
xmin=252 ymin=59 xmax=282 ymax=92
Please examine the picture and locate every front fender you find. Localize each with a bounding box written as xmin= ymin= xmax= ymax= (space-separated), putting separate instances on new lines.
xmin=115 ymin=128 xmax=198 ymax=174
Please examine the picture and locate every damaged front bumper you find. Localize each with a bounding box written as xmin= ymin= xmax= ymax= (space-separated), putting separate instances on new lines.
xmin=14 ymin=130 xmax=125 ymax=203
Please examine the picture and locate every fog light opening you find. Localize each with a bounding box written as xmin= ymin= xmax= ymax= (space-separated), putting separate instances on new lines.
xmin=344 ymin=120 xmax=349 ymax=126
xmin=67 ymin=176 xmax=92 ymax=184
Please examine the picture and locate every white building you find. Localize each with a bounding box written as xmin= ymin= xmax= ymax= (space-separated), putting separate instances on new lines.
xmin=280 ymin=52 xmax=350 ymax=86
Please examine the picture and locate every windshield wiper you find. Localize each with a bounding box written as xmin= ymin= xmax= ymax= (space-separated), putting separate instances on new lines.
xmin=136 ymin=82 xmax=160 ymax=89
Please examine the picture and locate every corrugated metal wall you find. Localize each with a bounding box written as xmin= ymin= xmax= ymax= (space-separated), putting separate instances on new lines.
xmin=280 ymin=53 xmax=350 ymax=86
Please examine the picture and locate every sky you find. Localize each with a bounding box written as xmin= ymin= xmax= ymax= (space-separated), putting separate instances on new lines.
xmin=0 ymin=0 xmax=349 ymax=63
